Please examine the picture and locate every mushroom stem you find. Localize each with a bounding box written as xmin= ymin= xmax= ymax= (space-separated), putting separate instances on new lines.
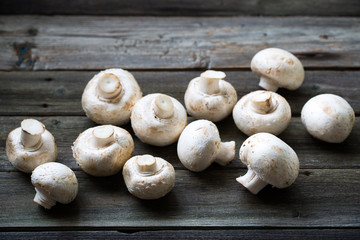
xmin=97 ymin=73 xmax=122 ymax=99
xmin=153 ymin=94 xmax=174 ymax=119
xmin=215 ymin=141 xmax=236 ymax=166
xmin=198 ymin=70 xmax=226 ymax=95
xmin=236 ymin=169 xmax=268 ymax=194
xmin=20 ymin=119 xmax=45 ymax=151
xmin=92 ymin=126 xmax=114 ymax=148
xmin=259 ymin=76 xmax=278 ymax=92
xmin=199 ymin=77 xmax=220 ymax=95
xmin=251 ymin=91 xmax=277 ymax=114
xmin=33 ymin=188 xmax=56 ymax=209
xmin=136 ymin=155 xmax=157 ymax=175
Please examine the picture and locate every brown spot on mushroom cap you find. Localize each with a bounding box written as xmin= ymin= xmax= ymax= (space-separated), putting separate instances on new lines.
xmin=272 ymin=145 xmax=282 ymax=153
xmin=286 ymin=59 xmax=294 ymax=65
xmin=323 ymin=106 xmax=334 ymax=116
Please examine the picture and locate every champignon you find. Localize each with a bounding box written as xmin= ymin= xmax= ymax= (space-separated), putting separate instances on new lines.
xmin=82 ymin=68 xmax=142 ymax=125
xmin=6 ymin=119 xmax=57 ymax=173
xmin=184 ymin=70 xmax=237 ymax=122
xmin=131 ymin=93 xmax=187 ymax=146
xmin=251 ymin=48 xmax=305 ymax=92
xmin=233 ymin=90 xmax=291 ymax=136
xmin=236 ymin=133 xmax=299 ymax=194
xmin=177 ymin=119 xmax=235 ymax=172
xmin=31 ymin=162 xmax=78 ymax=209
xmin=123 ymin=155 xmax=175 ymax=200
xmin=72 ymin=125 xmax=134 ymax=176
xmin=301 ymin=94 xmax=355 ymax=143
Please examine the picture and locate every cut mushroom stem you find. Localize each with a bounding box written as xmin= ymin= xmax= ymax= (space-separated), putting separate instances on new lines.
xmin=153 ymin=94 xmax=174 ymax=119
xmin=20 ymin=119 xmax=45 ymax=150
xmin=97 ymin=73 xmax=122 ymax=99
xmin=259 ymin=76 xmax=278 ymax=92
xmin=136 ymin=155 xmax=157 ymax=175
xmin=198 ymin=70 xmax=226 ymax=95
xmin=33 ymin=188 xmax=56 ymax=209
xmin=251 ymin=91 xmax=277 ymax=114
xmin=92 ymin=125 xmax=115 ymax=148
xmin=215 ymin=141 xmax=236 ymax=166
xmin=236 ymin=169 xmax=268 ymax=195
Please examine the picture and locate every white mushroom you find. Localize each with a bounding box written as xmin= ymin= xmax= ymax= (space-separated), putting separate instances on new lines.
xmin=236 ymin=133 xmax=299 ymax=194
xmin=184 ymin=70 xmax=237 ymax=122
xmin=123 ymin=155 xmax=175 ymax=200
xmin=251 ymin=48 xmax=305 ymax=92
xmin=131 ymin=93 xmax=187 ymax=146
xmin=177 ymin=119 xmax=235 ymax=172
xmin=82 ymin=68 xmax=142 ymax=125
xmin=6 ymin=119 xmax=57 ymax=173
xmin=301 ymin=94 xmax=355 ymax=143
xmin=233 ymin=90 xmax=291 ymax=136
xmin=72 ymin=125 xmax=134 ymax=177
xmin=31 ymin=162 xmax=78 ymax=209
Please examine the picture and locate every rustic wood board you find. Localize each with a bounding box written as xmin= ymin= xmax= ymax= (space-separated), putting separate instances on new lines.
xmin=0 ymin=13 xmax=359 ymax=237
xmin=1 ymin=229 xmax=360 ymax=239
xmin=0 ymin=116 xmax=359 ymax=171
xmin=1 ymin=0 xmax=360 ymax=16
xmin=0 ymin=169 xmax=359 ymax=228
xmin=0 ymin=16 xmax=359 ymax=70
xmin=0 ymin=70 xmax=359 ymax=116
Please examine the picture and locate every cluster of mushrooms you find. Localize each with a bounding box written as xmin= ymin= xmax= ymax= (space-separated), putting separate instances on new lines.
xmin=6 ymin=48 xmax=355 ymax=209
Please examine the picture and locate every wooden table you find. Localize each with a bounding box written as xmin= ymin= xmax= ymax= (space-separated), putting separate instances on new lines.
xmin=0 ymin=1 xmax=359 ymax=239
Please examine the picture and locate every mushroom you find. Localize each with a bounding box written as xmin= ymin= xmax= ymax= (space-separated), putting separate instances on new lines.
xmin=233 ymin=90 xmax=291 ymax=136
xmin=82 ymin=68 xmax=142 ymax=125
xmin=31 ymin=162 xmax=78 ymax=209
xmin=177 ymin=119 xmax=235 ymax=172
xmin=6 ymin=119 xmax=57 ymax=173
xmin=184 ymin=70 xmax=237 ymax=122
xmin=301 ymin=94 xmax=355 ymax=143
xmin=251 ymin=48 xmax=305 ymax=92
xmin=122 ymin=155 xmax=175 ymax=200
xmin=236 ymin=133 xmax=299 ymax=194
xmin=72 ymin=125 xmax=134 ymax=177
xmin=131 ymin=93 xmax=187 ymax=146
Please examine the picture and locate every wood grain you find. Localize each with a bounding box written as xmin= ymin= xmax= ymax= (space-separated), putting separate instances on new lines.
xmin=0 ymin=16 xmax=359 ymax=70
xmin=0 ymin=169 xmax=359 ymax=228
xmin=0 ymin=116 xmax=359 ymax=171
xmin=0 ymin=70 xmax=359 ymax=116
xmin=1 ymin=0 xmax=359 ymax=17
xmin=1 ymin=229 xmax=360 ymax=239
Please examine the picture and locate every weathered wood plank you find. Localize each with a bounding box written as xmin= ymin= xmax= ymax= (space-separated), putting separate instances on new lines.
xmin=0 ymin=116 xmax=359 ymax=171
xmin=1 ymin=229 xmax=360 ymax=239
xmin=0 ymin=169 xmax=358 ymax=228
xmin=1 ymin=0 xmax=360 ymax=17
xmin=0 ymin=16 xmax=359 ymax=70
xmin=0 ymin=70 xmax=359 ymax=115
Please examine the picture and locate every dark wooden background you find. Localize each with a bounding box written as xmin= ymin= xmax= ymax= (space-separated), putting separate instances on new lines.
xmin=0 ymin=1 xmax=359 ymax=239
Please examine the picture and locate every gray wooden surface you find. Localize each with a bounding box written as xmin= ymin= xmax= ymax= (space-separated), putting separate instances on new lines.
xmin=1 ymin=0 xmax=360 ymax=16
xmin=0 ymin=11 xmax=359 ymax=240
xmin=1 ymin=16 xmax=359 ymax=70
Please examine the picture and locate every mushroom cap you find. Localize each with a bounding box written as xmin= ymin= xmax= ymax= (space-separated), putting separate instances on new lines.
xmin=6 ymin=127 xmax=57 ymax=173
xmin=82 ymin=68 xmax=142 ymax=125
xmin=184 ymin=75 xmax=237 ymax=122
xmin=131 ymin=93 xmax=187 ymax=146
xmin=177 ymin=120 xmax=221 ymax=172
xmin=239 ymin=133 xmax=299 ymax=189
xmin=122 ymin=155 xmax=175 ymax=200
xmin=233 ymin=90 xmax=291 ymax=136
xmin=301 ymin=94 xmax=355 ymax=143
xmin=31 ymin=162 xmax=78 ymax=204
xmin=72 ymin=125 xmax=134 ymax=176
xmin=251 ymin=48 xmax=304 ymax=91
